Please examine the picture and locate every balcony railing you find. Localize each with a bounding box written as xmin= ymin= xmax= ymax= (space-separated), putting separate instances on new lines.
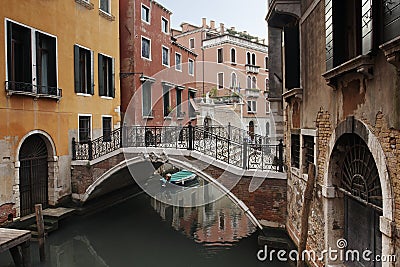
xmin=72 ymin=124 xmax=285 ymax=172
xmin=245 ymin=88 xmax=260 ymax=98
xmin=246 ymin=64 xmax=260 ymax=74
xmin=5 ymin=81 xmax=62 ymax=100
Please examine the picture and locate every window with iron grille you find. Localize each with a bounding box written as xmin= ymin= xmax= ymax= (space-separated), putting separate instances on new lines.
xmin=79 ymin=115 xmax=91 ymax=142
xmin=303 ymin=135 xmax=315 ymax=173
xmin=291 ymin=134 xmax=300 ymax=168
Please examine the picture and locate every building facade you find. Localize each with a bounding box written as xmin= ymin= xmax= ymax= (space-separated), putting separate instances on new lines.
xmin=267 ymin=0 xmax=400 ymax=266
xmin=0 ymin=0 xmax=121 ymax=222
xmin=173 ymin=19 xmax=272 ymax=139
xmin=119 ymin=0 xmax=197 ymax=127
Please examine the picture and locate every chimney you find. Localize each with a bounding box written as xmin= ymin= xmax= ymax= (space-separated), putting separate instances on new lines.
xmin=210 ymin=20 xmax=215 ymax=29
xmin=220 ymin=23 xmax=225 ymax=34
xmin=202 ymin=18 xmax=207 ymax=28
xmin=230 ymin=27 xmax=235 ymax=32
xmin=243 ymin=31 xmax=247 ymax=35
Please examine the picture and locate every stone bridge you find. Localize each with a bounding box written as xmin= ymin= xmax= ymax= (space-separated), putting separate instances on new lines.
xmin=71 ymin=125 xmax=287 ymax=227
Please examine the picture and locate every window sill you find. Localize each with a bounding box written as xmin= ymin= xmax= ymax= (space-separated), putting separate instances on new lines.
xmin=100 ymin=96 xmax=114 ymax=100
xmin=99 ymin=9 xmax=115 ymax=21
xmin=142 ymin=116 xmax=154 ymax=119
xmin=75 ymin=0 xmax=94 ymax=10
xmin=177 ymin=117 xmax=184 ymax=120
xmin=76 ymin=93 xmax=92 ymax=97
xmin=379 ymin=35 xmax=400 ymax=73
xmin=322 ymin=55 xmax=374 ymax=90
xmin=247 ymin=111 xmax=257 ymax=114
xmin=282 ymin=88 xmax=303 ymax=102
xmin=230 ymin=62 xmax=237 ymax=66
xmin=164 ymin=116 xmax=172 ymax=120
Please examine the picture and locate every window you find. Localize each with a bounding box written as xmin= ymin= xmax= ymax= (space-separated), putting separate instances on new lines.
xmin=161 ymin=17 xmax=169 ymax=33
xmin=188 ymin=59 xmax=194 ymax=75
xmin=189 ymin=38 xmax=195 ymax=49
xmin=98 ymin=54 xmax=115 ymax=97
xmin=266 ymin=122 xmax=270 ymax=136
xmin=218 ymin=73 xmax=224 ymax=89
xmin=6 ymin=21 xmax=58 ymax=95
xmin=247 ymin=100 xmax=256 ymax=113
xmin=246 ymin=76 xmax=251 ymax=89
xmin=142 ymin=80 xmax=153 ymax=117
xmin=99 ymin=0 xmax=110 ymax=13
xmin=265 ymin=57 xmax=268 ymax=69
xmin=230 ymin=72 xmax=237 ymax=89
xmin=217 ymin=48 xmax=223 ymax=63
xmin=251 ymin=76 xmax=257 ymax=89
xmin=265 ymin=78 xmax=269 ymax=91
xmin=74 ymin=45 xmax=94 ymax=94
xmin=162 ymin=46 xmax=169 ymax=66
xmin=141 ymin=4 xmax=150 ymax=23
xmin=251 ymin=53 xmax=256 ymax=65
xmin=163 ymin=83 xmax=171 ymax=117
xmin=246 ymin=52 xmax=251 ymax=64
xmin=291 ymin=133 xmax=300 ymax=168
xmin=230 ymin=48 xmax=236 ymax=64
xmin=188 ymin=91 xmax=196 ymax=118
xmin=175 ymin=53 xmax=182 ymax=71
xmin=102 ymin=116 xmax=112 ymax=141
xmin=266 ymin=101 xmax=270 ymax=113
xmin=303 ymin=135 xmax=315 ymax=173
xmin=79 ymin=115 xmax=91 ymax=142
xmin=176 ymin=87 xmax=183 ymax=117
xmin=141 ymin=37 xmax=151 ymax=60
xmin=36 ymin=32 xmax=57 ymax=94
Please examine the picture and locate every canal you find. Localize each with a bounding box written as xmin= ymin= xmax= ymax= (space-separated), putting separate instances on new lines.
xmin=1 ymin=192 xmax=292 ymax=267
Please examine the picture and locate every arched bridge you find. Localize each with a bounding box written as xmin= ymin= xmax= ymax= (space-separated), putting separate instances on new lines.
xmin=71 ymin=124 xmax=287 ymax=228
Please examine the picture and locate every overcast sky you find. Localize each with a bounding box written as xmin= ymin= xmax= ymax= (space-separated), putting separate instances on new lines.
xmin=156 ymin=0 xmax=269 ymax=39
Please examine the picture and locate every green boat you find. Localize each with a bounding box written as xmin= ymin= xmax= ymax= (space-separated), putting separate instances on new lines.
xmin=161 ymin=170 xmax=198 ymax=187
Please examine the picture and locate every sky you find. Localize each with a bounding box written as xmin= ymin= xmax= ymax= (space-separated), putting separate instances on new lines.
xmin=156 ymin=0 xmax=269 ymax=40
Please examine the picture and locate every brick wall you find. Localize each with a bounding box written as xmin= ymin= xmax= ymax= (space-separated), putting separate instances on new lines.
xmin=0 ymin=203 xmax=16 ymax=224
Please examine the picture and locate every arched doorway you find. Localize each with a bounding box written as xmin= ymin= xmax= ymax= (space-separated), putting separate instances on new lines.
xmin=19 ymin=135 xmax=49 ymax=216
xmin=248 ymin=121 xmax=255 ymax=141
xmin=330 ymin=133 xmax=382 ymax=267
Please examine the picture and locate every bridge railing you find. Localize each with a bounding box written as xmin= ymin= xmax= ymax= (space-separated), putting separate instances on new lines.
xmin=72 ymin=124 xmax=285 ymax=172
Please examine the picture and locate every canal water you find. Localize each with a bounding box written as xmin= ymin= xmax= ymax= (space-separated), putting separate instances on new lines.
xmin=0 ymin=193 xmax=292 ymax=267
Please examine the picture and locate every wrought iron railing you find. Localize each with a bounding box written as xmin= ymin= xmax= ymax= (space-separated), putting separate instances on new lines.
xmin=5 ymin=81 xmax=62 ymax=99
xmin=72 ymin=124 xmax=284 ymax=172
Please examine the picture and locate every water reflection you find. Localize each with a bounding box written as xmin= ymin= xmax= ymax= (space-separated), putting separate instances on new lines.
xmin=0 ymin=193 xmax=290 ymax=267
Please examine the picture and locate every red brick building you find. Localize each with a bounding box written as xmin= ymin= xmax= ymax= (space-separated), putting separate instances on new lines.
xmin=120 ymin=0 xmax=197 ymax=126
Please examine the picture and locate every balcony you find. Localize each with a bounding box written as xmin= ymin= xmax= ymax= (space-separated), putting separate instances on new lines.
xmin=245 ymin=88 xmax=260 ymax=98
xmin=5 ymin=81 xmax=62 ymax=100
xmin=246 ymin=64 xmax=260 ymax=74
xmin=266 ymin=0 xmax=300 ymax=28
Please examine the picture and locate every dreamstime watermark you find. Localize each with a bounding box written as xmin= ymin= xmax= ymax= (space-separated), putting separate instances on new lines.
xmin=257 ymin=239 xmax=397 ymax=263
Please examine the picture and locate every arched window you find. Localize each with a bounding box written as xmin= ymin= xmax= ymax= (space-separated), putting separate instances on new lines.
xmin=231 ymin=72 xmax=237 ymax=89
xmin=246 ymin=76 xmax=252 ymax=88
xmin=231 ymin=48 xmax=236 ymax=64
xmin=246 ymin=52 xmax=251 ymax=65
xmin=252 ymin=76 xmax=257 ymax=89
xmin=252 ymin=53 xmax=256 ymax=65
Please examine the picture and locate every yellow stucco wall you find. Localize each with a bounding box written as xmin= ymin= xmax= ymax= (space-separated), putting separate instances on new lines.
xmin=0 ymin=0 xmax=121 ymax=158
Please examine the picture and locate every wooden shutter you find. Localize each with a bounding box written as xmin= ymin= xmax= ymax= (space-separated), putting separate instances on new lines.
xmin=48 ymin=36 xmax=57 ymax=88
xmin=111 ymin=57 xmax=115 ymax=98
xmin=383 ymin=0 xmax=400 ymax=42
xmin=325 ymin=0 xmax=334 ymax=70
xmin=90 ymin=50 xmax=94 ymax=95
xmin=361 ymin=0 xmax=373 ymax=54
xmin=98 ymin=54 xmax=104 ymax=96
xmin=74 ymin=45 xmax=80 ymax=93
xmin=6 ymin=22 xmax=12 ymax=82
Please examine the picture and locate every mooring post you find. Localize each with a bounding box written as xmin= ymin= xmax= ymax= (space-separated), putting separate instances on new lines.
xmin=35 ymin=204 xmax=45 ymax=262
xmin=297 ymin=164 xmax=316 ymax=267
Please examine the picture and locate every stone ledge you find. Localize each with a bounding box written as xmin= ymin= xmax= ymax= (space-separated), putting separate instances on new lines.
xmin=379 ymin=35 xmax=400 ymax=73
xmin=75 ymin=0 xmax=94 ymax=10
xmin=99 ymin=9 xmax=115 ymax=21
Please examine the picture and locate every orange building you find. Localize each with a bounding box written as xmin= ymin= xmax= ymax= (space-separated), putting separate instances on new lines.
xmin=0 ymin=0 xmax=121 ymax=221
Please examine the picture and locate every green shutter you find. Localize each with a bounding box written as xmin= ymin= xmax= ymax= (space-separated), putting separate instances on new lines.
xmin=90 ymin=50 xmax=94 ymax=95
xmin=383 ymin=0 xmax=400 ymax=42
xmin=98 ymin=54 xmax=104 ymax=96
xmin=325 ymin=0 xmax=333 ymax=70
xmin=74 ymin=45 xmax=80 ymax=93
xmin=111 ymin=57 xmax=115 ymax=98
xmin=361 ymin=0 xmax=373 ymax=54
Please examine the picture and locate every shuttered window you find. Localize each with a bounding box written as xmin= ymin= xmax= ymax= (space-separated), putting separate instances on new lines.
xmin=36 ymin=32 xmax=57 ymax=94
xmin=163 ymin=84 xmax=171 ymax=117
xmin=98 ymin=54 xmax=115 ymax=97
xmin=74 ymin=45 xmax=93 ymax=94
xmin=142 ymin=81 xmax=152 ymax=117
xmin=383 ymin=0 xmax=400 ymax=42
